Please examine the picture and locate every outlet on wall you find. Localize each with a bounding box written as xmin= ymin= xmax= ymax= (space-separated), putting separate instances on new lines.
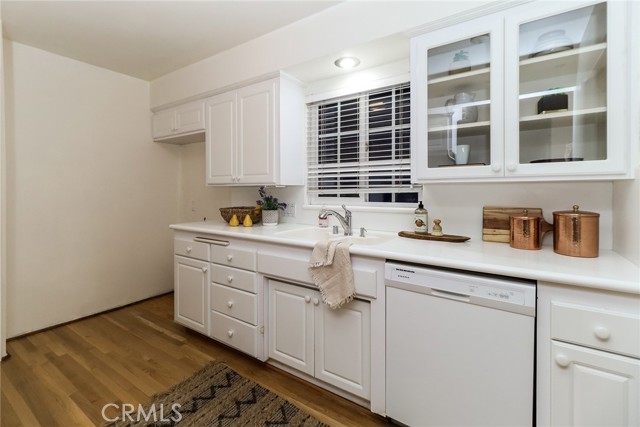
xmin=283 ymin=203 xmax=296 ymax=217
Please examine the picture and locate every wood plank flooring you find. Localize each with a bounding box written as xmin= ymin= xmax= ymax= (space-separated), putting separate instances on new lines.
xmin=1 ymin=293 xmax=391 ymax=427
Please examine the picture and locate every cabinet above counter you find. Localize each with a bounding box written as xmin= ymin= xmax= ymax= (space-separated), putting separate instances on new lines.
xmin=170 ymin=221 xmax=640 ymax=295
xmin=152 ymin=73 xmax=305 ymax=186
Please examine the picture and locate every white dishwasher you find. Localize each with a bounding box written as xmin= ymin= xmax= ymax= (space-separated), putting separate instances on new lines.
xmin=385 ymin=262 xmax=536 ymax=427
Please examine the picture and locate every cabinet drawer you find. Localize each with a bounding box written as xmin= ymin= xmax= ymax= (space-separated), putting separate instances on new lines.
xmin=210 ymin=283 xmax=257 ymax=325
xmin=551 ymin=301 xmax=640 ymax=358
xmin=210 ymin=311 xmax=258 ymax=357
xmin=211 ymin=265 xmax=257 ymax=293
xmin=174 ymin=238 xmax=210 ymax=261
xmin=258 ymin=251 xmax=377 ymax=299
xmin=212 ymin=246 xmax=256 ymax=271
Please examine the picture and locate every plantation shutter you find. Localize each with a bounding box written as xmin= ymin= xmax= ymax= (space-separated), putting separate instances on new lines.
xmin=307 ymin=82 xmax=416 ymax=197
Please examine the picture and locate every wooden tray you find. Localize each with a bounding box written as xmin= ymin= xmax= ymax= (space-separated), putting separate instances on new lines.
xmin=482 ymin=206 xmax=544 ymax=243
xmin=398 ymin=231 xmax=470 ymax=242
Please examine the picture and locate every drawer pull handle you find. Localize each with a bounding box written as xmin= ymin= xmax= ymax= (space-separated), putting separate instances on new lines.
xmin=304 ymin=296 xmax=311 ymax=303
xmin=227 ymin=301 xmax=234 ymax=308
xmin=186 ymin=246 xmax=192 ymax=253
xmin=594 ymin=326 xmax=611 ymax=341
xmin=227 ymin=255 xmax=233 ymax=262
xmin=555 ymin=353 xmax=571 ymax=368
xmin=313 ymin=298 xmax=319 ymax=306
xmin=201 ymin=267 xmax=208 ymax=273
xmin=227 ymin=330 xmax=234 ymax=338
xmin=227 ymin=275 xmax=233 ymax=283
xmin=194 ymin=237 xmax=229 ymax=246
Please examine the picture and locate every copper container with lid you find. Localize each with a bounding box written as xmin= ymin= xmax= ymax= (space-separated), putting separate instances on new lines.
xmin=553 ymin=205 xmax=599 ymax=258
xmin=510 ymin=209 xmax=553 ymax=250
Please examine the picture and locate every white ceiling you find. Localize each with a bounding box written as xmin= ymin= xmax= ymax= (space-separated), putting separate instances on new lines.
xmin=1 ymin=0 xmax=344 ymax=81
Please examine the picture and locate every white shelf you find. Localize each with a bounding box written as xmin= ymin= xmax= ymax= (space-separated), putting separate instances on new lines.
xmin=519 ymin=107 xmax=607 ymax=131
xmin=428 ymin=120 xmax=490 ymax=133
xmin=519 ymin=43 xmax=607 ymax=84
xmin=427 ymin=67 xmax=491 ymax=99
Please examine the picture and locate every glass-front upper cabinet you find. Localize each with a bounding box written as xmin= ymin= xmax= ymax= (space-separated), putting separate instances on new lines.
xmin=504 ymin=1 xmax=629 ymax=179
xmin=412 ymin=1 xmax=633 ymax=183
xmin=411 ymin=16 xmax=504 ymax=181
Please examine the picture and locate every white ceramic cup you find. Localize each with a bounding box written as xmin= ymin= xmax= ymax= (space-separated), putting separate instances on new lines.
xmin=456 ymin=145 xmax=470 ymax=165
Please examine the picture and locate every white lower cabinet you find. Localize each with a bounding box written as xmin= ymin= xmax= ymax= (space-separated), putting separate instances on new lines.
xmin=174 ymin=255 xmax=209 ymax=335
xmin=551 ymin=341 xmax=640 ymax=427
xmin=208 ymin=242 xmax=262 ymax=359
xmin=538 ymin=282 xmax=640 ymax=427
xmin=267 ymin=279 xmax=371 ymax=399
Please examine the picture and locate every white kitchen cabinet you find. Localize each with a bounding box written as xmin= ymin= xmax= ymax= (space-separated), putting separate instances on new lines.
xmin=205 ymin=75 xmax=305 ymax=186
xmin=208 ymin=240 xmax=263 ymax=359
xmin=537 ymin=282 xmax=640 ymax=427
xmin=268 ymin=280 xmax=371 ymax=399
xmin=411 ymin=0 xmax=633 ymax=182
xmin=174 ymin=255 xmax=209 ymax=335
xmin=153 ymin=100 xmax=205 ymax=144
xmin=551 ymin=341 xmax=639 ymax=427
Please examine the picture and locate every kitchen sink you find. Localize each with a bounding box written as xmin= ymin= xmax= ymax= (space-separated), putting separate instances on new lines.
xmin=274 ymin=227 xmax=395 ymax=246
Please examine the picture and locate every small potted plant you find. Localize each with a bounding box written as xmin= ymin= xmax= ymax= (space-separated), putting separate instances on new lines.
xmin=257 ymin=186 xmax=287 ymax=226
xmin=449 ymin=50 xmax=471 ymax=75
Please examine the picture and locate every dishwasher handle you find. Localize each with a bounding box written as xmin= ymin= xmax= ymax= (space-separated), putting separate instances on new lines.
xmin=431 ymin=289 xmax=471 ymax=302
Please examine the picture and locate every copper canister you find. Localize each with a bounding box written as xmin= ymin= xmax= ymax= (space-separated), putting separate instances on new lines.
xmin=510 ymin=209 xmax=553 ymax=250
xmin=553 ymin=205 xmax=599 ymax=258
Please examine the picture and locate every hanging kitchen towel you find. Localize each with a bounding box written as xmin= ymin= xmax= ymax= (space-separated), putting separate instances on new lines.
xmin=308 ymin=239 xmax=356 ymax=309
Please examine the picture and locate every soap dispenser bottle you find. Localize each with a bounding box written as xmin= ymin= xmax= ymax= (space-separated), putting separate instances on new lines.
xmin=414 ymin=201 xmax=428 ymax=234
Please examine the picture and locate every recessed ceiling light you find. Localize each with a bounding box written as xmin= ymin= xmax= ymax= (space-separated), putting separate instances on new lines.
xmin=334 ymin=57 xmax=360 ymax=70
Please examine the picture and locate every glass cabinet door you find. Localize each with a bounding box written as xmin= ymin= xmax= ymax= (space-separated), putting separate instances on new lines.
xmin=411 ymin=17 xmax=504 ymax=180
xmin=505 ymin=1 xmax=628 ymax=178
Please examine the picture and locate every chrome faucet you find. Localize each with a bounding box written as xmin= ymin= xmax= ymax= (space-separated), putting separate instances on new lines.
xmin=319 ymin=204 xmax=352 ymax=236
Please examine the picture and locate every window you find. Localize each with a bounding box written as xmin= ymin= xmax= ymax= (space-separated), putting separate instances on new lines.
xmin=307 ymin=82 xmax=419 ymax=205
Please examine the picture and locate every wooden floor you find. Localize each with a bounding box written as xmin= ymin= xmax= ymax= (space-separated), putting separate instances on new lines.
xmin=0 ymin=293 xmax=390 ymax=427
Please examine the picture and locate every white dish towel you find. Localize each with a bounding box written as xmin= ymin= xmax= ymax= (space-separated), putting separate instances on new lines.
xmin=308 ymin=239 xmax=355 ymax=309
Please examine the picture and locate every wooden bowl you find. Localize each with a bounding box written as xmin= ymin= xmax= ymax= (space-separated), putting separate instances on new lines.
xmin=219 ymin=206 xmax=261 ymax=224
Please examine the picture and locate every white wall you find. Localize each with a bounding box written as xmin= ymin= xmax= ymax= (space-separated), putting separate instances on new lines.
xmin=177 ymin=141 xmax=232 ymax=223
xmin=0 ymin=14 xmax=6 ymax=357
xmin=150 ymin=1 xmax=494 ymax=108
xmin=4 ymin=41 xmax=181 ymax=337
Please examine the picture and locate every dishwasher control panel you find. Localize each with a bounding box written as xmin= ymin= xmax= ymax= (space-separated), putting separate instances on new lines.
xmin=385 ymin=262 xmax=536 ymax=312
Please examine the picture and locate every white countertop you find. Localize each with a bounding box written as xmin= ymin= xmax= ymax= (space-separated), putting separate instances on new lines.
xmin=170 ymin=221 xmax=640 ymax=295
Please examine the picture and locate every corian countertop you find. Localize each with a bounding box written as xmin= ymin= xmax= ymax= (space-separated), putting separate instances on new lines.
xmin=170 ymin=221 xmax=640 ymax=295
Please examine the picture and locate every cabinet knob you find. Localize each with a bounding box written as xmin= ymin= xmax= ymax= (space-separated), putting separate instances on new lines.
xmin=186 ymin=246 xmax=192 ymax=253
xmin=227 ymin=330 xmax=234 ymax=338
xmin=491 ymin=163 xmax=501 ymax=173
xmin=227 ymin=300 xmax=234 ymax=308
xmin=201 ymin=267 xmax=208 ymax=273
xmin=313 ymin=298 xmax=319 ymax=306
xmin=555 ymin=353 xmax=571 ymax=368
xmin=227 ymin=254 xmax=233 ymax=262
xmin=506 ymin=162 xmax=517 ymax=172
xmin=594 ymin=326 xmax=611 ymax=341
xmin=304 ymin=295 xmax=311 ymax=303
xmin=227 ymin=275 xmax=233 ymax=283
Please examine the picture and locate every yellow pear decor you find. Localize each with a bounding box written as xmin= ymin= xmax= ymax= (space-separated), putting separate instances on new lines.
xmin=229 ymin=214 xmax=240 ymax=226
xmin=243 ymin=214 xmax=253 ymax=227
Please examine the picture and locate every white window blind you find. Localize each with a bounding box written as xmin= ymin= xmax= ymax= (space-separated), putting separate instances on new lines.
xmin=307 ymin=82 xmax=418 ymax=203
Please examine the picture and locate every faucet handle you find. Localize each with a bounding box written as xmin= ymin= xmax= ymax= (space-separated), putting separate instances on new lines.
xmin=341 ymin=204 xmax=351 ymax=216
